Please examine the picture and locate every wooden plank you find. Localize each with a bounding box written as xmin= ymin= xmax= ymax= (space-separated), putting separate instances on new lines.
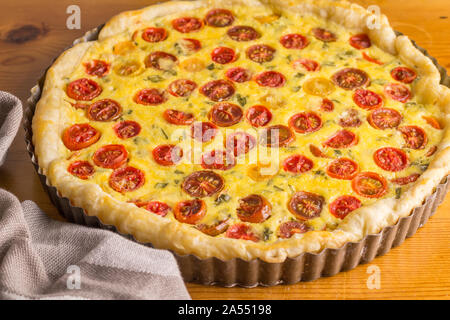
xmin=0 ymin=0 xmax=449 ymax=300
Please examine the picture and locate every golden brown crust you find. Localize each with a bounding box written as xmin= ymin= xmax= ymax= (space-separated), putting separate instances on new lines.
xmin=33 ymin=0 xmax=450 ymax=262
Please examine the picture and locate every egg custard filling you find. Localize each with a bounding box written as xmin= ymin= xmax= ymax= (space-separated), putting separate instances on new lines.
xmin=33 ymin=0 xmax=450 ymax=262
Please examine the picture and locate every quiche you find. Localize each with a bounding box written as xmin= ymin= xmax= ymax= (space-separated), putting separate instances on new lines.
xmin=32 ymin=0 xmax=450 ymax=263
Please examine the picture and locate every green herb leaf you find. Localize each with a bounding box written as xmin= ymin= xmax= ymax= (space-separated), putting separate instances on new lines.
xmin=236 ymin=94 xmax=247 ymax=107
xmin=155 ymin=182 xmax=169 ymax=189
xmin=395 ymin=187 xmax=402 ymax=199
xmin=263 ymin=228 xmax=273 ymax=241
xmin=146 ymin=75 xmax=164 ymax=83
xmin=206 ymin=63 xmax=215 ymax=70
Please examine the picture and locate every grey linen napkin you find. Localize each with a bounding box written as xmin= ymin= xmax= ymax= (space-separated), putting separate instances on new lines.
xmin=0 ymin=91 xmax=190 ymax=300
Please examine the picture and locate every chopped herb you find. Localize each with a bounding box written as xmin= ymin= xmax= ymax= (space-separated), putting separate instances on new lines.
xmin=174 ymin=170 xmax=184 ymax=174
xmin=294 ymin=72 xmax=305 ymax=78
xmin=127 ymin=110 xmax=133 ymax=114
xmin=314 ymin=170 xmax=325 ymax=176
xmin=371 ymin=79 xmax=388 ymax=85
xmin=155 ymin=182 xmax=169 ymax=189
xmin=420 ymin=163 xmax=429 ymax=171
xmin=236 ymin=94 xmax=247 ymax=107
xmin=146 ymin=75 xmax=164 ymax=82
xmin=273 ymin=185 xmax=284 ymax=191
xmin=206 ymin=63 xmax=215 ymax=70
xmin=291 ymin=86 xmax=301 ymax=92
xmin=263 ymin=228 xmax=273 ymax=241
xmin=331 ymin=99 xmax=340 ymax=104
xmin=215 ymin=194 xmax=231 ymax=205
xmin=395 ymin=187 xmax=402 ymax=199
xmin=286 ymin=54 xmax=293 ymax=62
xmin=288 ymin=184 xmax=295 ymax=193
xmin=163 ymin=69 xmax=177 ymax=76
xmin=322 ymin=61 xmax=336 ymax=67
xmin=322 ymin=42 xmax=329 ymax=49
xmin=161 ymin=128 xmax=168 ymax=139
xmin=334 ymin=150 xmax=342 ymax=156
xmin=266 ymin=65 xmax=276 ymax=70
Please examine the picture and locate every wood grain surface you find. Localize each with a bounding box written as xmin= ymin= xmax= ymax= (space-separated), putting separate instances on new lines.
xmin=0 ymin=0 xmax=449 ymax=300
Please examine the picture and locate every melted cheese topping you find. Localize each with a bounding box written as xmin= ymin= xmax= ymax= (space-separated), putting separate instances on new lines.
xmin=59 ymin=5 xmax=444 ymax=243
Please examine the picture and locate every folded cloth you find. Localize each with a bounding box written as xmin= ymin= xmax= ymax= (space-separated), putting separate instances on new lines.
xmin=0 ymin=91 xmax=190 ymax=300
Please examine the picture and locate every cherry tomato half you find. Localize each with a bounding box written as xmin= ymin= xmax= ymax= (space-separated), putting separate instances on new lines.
xmin=227 ymin=25 xmax=260 ymax=41
xmin=391 ymin=67 xmax=417 ymax=84
xmin=87 ymin=99 xmax=122 ymax=122
xmin=398 ymin=125 xmax=427 ymax=149
xmin=62 ymin=123 xmax=100 ymax=151
xmin=282 ymin=154 xmax=314 ymax=174
xmin=152 ymin=144 xmax=183 ymax=166
xmin=246 ymin=105 xmax=272 ymax=127
xmin=113 ymin=121 xmax=141 ymax=139
xmin=326 ymin=157 xmax=359 ymax=180
xmin=163 ymin=109 xmax=195 ymax=125
xmin=349 ymin=33 xmax=371 ymax=49
xmin=288 ymin=191 xmax=325 ymax=221
xmin=278 ymin=221 xmax=309 ymax=239
xmin=351 ymin=172 xmax=388 ymax=198
xmin=93 ymin=144 xmax=128 ymax=169
xmin=66 ymin=78 xmax=102 ymax=101
xmin=174 ymin=199 xmax=206 ymax=224
xmin=68 ymin=161 xmax=95 ymax=180
xmin=109 ymin=166 xmax=145 ymax=193
xmin=237 ymin=194 xmax=271 ymax=223
xmin=329 ymin=195 xmax=361 ymax=219
xmin=209 ymin=102 xmax=243 ymax=127
xmin=353 ymin=89 xmax=383 ymax=110
xmin=367 ymin=108 xmax=402 ymax=130
xmin=288 ymin=112 xmax=322 ymax=134
xmin=323 ymin=130 xmax=358 ymax=149
xmin=182 ymin=170 xmax=224 ymax=198
xmin=373 ymin=147 xmax=408 ymax=172
xmin=205 ymin=8 xmax=234 ymax=27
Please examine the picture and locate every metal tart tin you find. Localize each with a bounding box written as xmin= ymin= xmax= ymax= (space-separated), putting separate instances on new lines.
xmin=24 ymin=25 xmax=450 ymax=287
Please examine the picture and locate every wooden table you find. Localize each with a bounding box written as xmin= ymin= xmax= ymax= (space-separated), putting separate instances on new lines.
xmin=0 ymin=0 xmax=449 ymax=300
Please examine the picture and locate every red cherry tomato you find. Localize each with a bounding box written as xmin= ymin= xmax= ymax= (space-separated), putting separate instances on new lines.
xmin=280 ymin=33 xmax=309 ymax=49
xmin=226 ymin=223 xmax=259 ymax=242
xmin=227 ymin=25 xmax=260 ymax=41
xmin=93 ymin=144 xmax=128 ymax=169
xmin=288 ymin=191 xmax=325 ymax=220
xmin=312 ymin=28 xmax=337 ymax=42
xmin=190 ymin=121 xmax=218 ymax=142
xmin=113 ymin=121 xmax=141 ymax=139
xmin=339 ymin=109 xmax=362 ymax=128
xmin=225 ymin=131 xmax=256 ymax=156
xmin=423 ymin=116 xmax=442 ymax=130
xmin=391 ymin=173 xmax=420 ymax=185
xmin=255 ymin=71 xmax=286 ymax=87
xmin=246 ymin=44 xmax=276 ymax=63
xmin=293 ymin=58 xmax=320 ymax=72
xmin=87 ymin=99 xmax=122 ymax=122
xmin=168 ymin=79 xmax=197 ymax=97
xmin=176 ymin=38 xmax=202 ymax=54
xmin=201 ymin=150 xmax=236 ymax=171
xmin=373 ymin=147 xmax=408 ymax=172
xmin=384 ymin=83 xmax=411 ymax=103
xmin=349 ymin=33 xmax=371 ymax=49
xmin=209 ymin=102 xmax=243 ymax=127
xmin=391 ymin=67 xmax=417 ymax=84
xmin=182 ymin=170 xmax=224 ymax=198
xmin=134 ymin=88 xmax=167 ymax=105
xmin=326 ymin=158 xmax=359 ymax=180
xmin=362 ymin=52 xmax=383 ymax=65
xmin=142 ymin=27 xmax=168 ymax=42
xmin=174 ymin=199 xmax=206 ymax=224
xmin=351 ymin=172 xmax=388 ymax=198
xmin=398 ymin=125 xmax=427 ymax=149
xmin=367 ymin=108 xmax=402 ymax=129
xmin=278 ymin=221 xmax=309 ymax=239
xmin=66 ymin=78 xmax=102 ymax=101
xmin=320 ymin=98 xmax=334 ymax=112
xmin=353 ymin=89 xmax=383 ymax=110
xmin=288 ymin=112 xmax=322 ymax=134
xmin=200 ymin=79 xmax=235 ymax=101
xmin=84 ymin=60 xmax=110 ymax=77
xmin=329 ymin=195 xmax=362 ymax=219
xmin=196 ymin=219 xmax=229 ymax=236
xmin=332 ymin=68 xmax=370 ymax=90
xmin=309 ymin=144 xmax=330 ymax=158
xmin=205 ymin=8 xmax=234 ymax=27
xmin=109 ymin=166 xmax=145 ymax=193
xmin=140 ymin=201 xmax=171 ymax=217
xmin=225 ymin=67 xmax=252 ymax=83
xmin=172 ymin=17 xmax=203 ymax=33
xmin=152 ymin=144 xmax=183 ymax=166
xmin=145 ymin=51 xmax=178 ymax=70
xmin=211 ymin=46 xmax=237 ymax=64
xmin=259 ymin=125 xmax=295 ymax=147
xmin=62 ymin=124 xmax=100 ymax=151
xmin=426 ymin=146 xmax=438 ymax=157
xmin=282 ymin=154 xmax=314 ymax=174
xmin=323 ymin=130 xmax=358 ymax=149
xmin=163 ymin=109 xmax=195 ymax=125
xmin=68 ymin=161 xmax=95 ymax=180
xmin=246 ymin=105 xmax=272 ymax=127
xmin=237 ymin=194 xmax=271 ymax=223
